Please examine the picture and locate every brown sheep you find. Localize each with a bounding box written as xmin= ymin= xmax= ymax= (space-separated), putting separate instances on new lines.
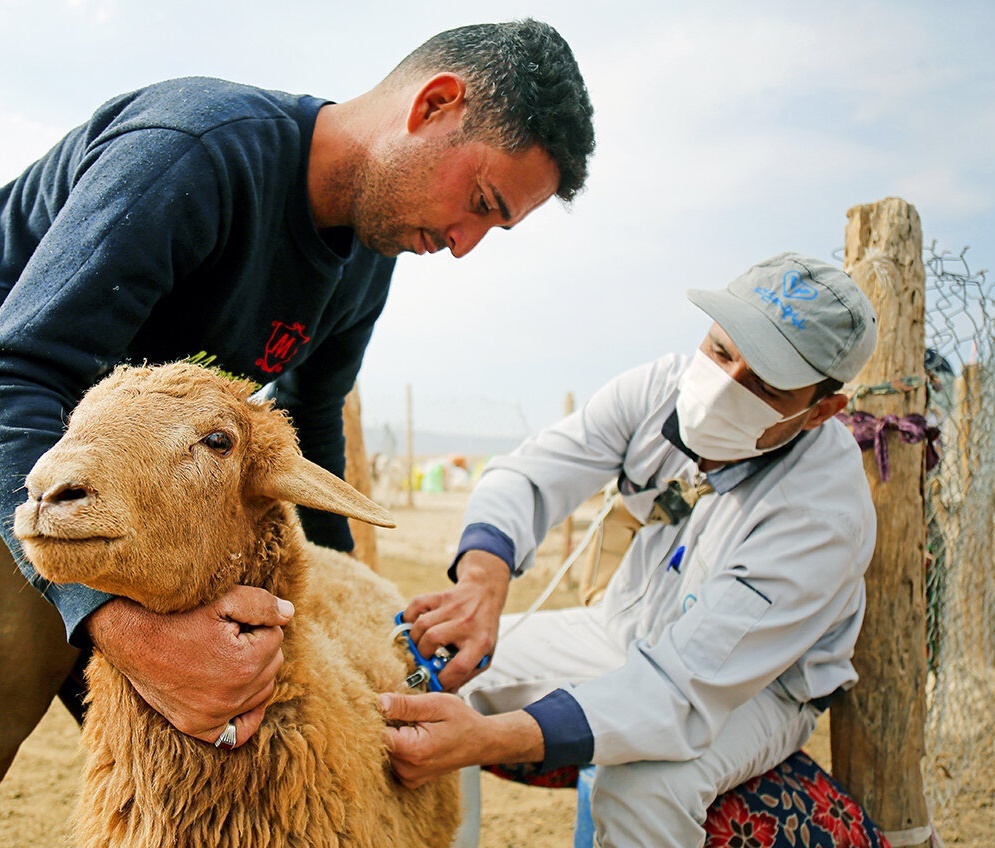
xmin=13 ymin=362 xmax=460 ymax=848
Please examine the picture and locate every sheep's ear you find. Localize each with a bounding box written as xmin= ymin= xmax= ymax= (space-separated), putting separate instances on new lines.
xmin=259 ymin=454 xmax=395 ymax=528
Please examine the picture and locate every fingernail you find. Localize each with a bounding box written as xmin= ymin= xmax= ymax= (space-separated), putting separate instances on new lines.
xmin=277 ymin=598 xmax=295 ymax=617
xmin=378 ymin=693 xmax=392 ymax=713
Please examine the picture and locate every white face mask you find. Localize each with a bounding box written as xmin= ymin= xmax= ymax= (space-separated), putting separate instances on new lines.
xmin=676 ymin=350 xmax=811 ymax=462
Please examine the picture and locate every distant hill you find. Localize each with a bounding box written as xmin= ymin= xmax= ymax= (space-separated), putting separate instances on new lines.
xmin=362 ymin=428 xmax=523 ymax=459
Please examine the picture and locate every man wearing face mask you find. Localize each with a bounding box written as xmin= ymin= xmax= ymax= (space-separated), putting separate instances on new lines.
xmin=381 ymin=251 xmax=878 ymax=848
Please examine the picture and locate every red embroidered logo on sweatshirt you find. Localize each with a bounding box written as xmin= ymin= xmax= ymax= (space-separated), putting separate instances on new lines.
xmin=256 ymin=321 xmax=311 ymax=374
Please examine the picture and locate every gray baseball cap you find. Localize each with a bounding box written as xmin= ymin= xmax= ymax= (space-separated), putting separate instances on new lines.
xmin=687 ymin=252 xmax=877 ymax=390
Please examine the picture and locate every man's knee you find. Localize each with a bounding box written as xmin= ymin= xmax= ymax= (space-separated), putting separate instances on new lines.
xmin=589 ymin=693 xmax=820 ymax=848
xmin=0 ymin=550 xmax=81 ymax=780
xmin=592 ymin=759 xmax=711 ymax=848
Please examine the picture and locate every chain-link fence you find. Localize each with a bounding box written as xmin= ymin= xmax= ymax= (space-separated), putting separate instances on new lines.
xmin=920 ymin=244 xmax=995 ymax=816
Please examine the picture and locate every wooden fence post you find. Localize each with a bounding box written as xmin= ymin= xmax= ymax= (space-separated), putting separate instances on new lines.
xmin=344 ymin=383 xmax=379 ymax=570
xmin=830 ymin=197 xmax=931 ymax=846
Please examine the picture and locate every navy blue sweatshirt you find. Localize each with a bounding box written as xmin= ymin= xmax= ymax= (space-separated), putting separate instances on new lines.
xmin=0 ymin=77 xmax=395 ymax=643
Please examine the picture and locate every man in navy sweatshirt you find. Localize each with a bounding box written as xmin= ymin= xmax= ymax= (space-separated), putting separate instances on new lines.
xmin=0 ymin=18 xmax=595 ymax=776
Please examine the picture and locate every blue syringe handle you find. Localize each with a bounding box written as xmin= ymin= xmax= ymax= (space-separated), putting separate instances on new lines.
xmin=393 ymin=611 xmax=489 ymax=691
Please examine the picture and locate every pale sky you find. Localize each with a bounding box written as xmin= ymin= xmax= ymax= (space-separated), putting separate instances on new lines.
xmin=2 ymin=0 xmax=993 ymax=440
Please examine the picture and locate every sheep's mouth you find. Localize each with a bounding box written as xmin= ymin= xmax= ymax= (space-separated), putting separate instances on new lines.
xmin=21 ymin=533 xmax=125 ymax=547
xmin=14 ymin=499 xmax=130 ymax=544
xmin=19 ymin=534 xmax=128 ymax=587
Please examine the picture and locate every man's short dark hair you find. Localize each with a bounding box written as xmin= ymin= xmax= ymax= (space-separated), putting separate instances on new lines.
xmin=391 ymin=19 xmax=596 ymax=202
xmin=813 ymin=377 xmax=844 ymax=402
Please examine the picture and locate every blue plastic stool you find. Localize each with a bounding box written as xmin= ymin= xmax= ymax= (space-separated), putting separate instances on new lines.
xmin=573 ymin=765 xmax=596 ymax=848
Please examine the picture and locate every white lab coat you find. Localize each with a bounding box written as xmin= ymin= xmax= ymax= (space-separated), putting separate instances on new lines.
xmin=462 ymin=353 xmax=875 ymax=766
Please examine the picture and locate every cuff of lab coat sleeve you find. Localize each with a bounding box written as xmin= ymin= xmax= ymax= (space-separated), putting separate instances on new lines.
xmin=523 ymin=688 xmax=594 ymax=773
xmin=448 ymin=523 xmax=516 ymax=582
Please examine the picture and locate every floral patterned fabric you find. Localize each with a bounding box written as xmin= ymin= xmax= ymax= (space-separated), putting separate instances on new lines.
xmin=485 ymin=750 xmax=891 ymax=847
xmin=704 ymin=751 xmax=891 ymax=847
xmin=484 ymin=761 xmax=579 ymax=788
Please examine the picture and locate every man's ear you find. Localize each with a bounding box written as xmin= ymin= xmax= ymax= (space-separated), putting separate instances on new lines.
xmin=803 ymin=393 xmax=849 ymax=430
xmin=406 ymin=73 xmax=467 ymax=134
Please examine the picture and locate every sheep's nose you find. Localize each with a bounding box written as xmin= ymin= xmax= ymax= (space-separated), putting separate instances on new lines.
xmin=34 ymin=481 xmax=94 ymax=506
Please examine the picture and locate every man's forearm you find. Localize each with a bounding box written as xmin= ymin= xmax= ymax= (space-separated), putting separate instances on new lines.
xmin=481 ymin=709 xmax=545 ymax=766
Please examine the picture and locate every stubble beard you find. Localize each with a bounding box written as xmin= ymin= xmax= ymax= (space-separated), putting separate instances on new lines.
xmin=349 ymin=140 xmax=452 ymax=257
xmin=349 ymin=146 xmax=425 ymax=257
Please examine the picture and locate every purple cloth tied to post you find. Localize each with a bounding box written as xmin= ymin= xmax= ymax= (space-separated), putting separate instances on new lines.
xmin=837 ymin=412 xmax=940 ymax=481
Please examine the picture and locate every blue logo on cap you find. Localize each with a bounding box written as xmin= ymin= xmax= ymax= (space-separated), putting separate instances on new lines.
xmin=782 ymin=270 xmax=818 ymax=300
xmin=753 ymin=285 xmax=808 ymax=329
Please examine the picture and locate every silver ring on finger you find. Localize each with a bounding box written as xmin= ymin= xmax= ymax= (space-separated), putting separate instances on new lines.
xmin=214 ymin=721 xmax=237 ymax=751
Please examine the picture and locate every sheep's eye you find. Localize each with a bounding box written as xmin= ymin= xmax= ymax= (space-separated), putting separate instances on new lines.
xmin=201 ymin=431 xmax=234 ymax=455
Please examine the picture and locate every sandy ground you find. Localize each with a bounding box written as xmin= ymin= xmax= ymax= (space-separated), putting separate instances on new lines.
xmin=1 ymin=490 xmax=990 ymax=846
